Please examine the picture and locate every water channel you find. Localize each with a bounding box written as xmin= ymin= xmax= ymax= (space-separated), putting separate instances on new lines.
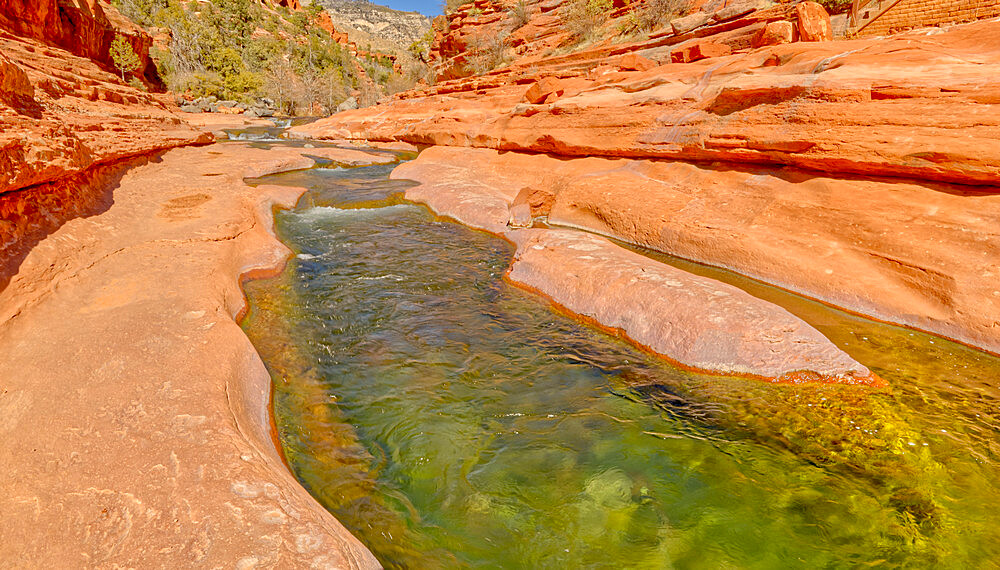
xmin=238 ymin=135 xmax=1000 ymax=569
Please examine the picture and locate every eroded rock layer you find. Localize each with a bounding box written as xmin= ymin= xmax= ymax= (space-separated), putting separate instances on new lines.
xmin=392 ymin=144 xmax=1000 ymax=359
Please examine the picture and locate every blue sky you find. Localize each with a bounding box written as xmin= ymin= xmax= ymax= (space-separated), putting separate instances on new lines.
xmin=376 ymin=0 xmax=442 ymax=17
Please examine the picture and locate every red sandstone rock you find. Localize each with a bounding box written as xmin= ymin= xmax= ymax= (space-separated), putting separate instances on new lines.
xmin=0 ymin=33 xmax=209 ymax=196
xmin=795 ymin=1 xmax=832 ymax=42
xmin=713 ymin=2 xmax=756 ymax=22
xmin=752 ymin=20 xmax=794 ymax=47
xmin=0 ymin=52 xmax=33 ymax=98
xmin=508 ymin=185 xmax=556 ymax=227
xmin=618 ymin=52 xmax=657 ymax=71
xmin=672 ymin=11 xmax=712 ymax=34
xmin=506 ymin=229 xmax=878 ymax=383
xmin=0 ymin=0 xmax=162 ymax=88
xmin=524 ymin=76 xmax=565 ymax=103
xmin=294 ymin=20 xmax=1000 ymax=188
xmin=671 ymin=40 xmax=732 ymax=62
xmin=0 ymin=143 xmax=384 ymax=566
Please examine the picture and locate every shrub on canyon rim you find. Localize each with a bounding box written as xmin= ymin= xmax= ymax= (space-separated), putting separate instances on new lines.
xmin=110 ymin=34 xmax=142 ymax=81
xmin=468 ymin=30 xmax=511 ymax=74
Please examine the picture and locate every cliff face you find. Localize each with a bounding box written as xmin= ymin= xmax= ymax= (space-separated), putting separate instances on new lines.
xmin=314 ymin=0 xmax=432 ymax=47
xmin=291 ymin=0 xmax=1000 ymax=358
xmin=0 ymin=0 xmax=162 ymax=88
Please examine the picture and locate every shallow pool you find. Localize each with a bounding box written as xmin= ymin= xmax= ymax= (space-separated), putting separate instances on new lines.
xmin=242 ymin=151 xmax=1000 ymax=569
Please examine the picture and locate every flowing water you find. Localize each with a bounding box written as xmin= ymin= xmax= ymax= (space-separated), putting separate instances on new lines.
xmin=240 ymin=142 xmax=1000 ymax=569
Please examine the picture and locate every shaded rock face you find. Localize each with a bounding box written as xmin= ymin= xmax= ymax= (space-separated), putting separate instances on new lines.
xmin=0 ymin=0 xmax=162 ymax=89
xmin=0 ymin=33 xmax=207 ymax=198
xmin=0 ymin=14 xmax=209 ymax=280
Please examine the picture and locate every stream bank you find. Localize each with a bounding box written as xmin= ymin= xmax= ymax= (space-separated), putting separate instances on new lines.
xmin=243 ymin=145 xmax=1000 ymax=568
xmin=0 ymin=141 xmax=385 ymax=567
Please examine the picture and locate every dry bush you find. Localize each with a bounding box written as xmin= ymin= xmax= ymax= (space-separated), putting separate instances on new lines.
xmin=506 ymin=0 xmax=531 ymax=29
xmin=563 ymin=0 xmax=613 ymax=43
xmin=467 ymin=30 xmax=511 ymax=74
xmin=620 ymin=0 xmax=683 ymax=35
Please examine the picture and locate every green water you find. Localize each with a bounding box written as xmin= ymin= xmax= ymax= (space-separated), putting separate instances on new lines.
xmin=241 ymin=150 xmax=1000 ymax=569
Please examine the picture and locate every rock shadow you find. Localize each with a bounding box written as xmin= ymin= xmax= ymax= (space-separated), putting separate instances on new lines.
xmin=0 ymin=152 xmax=164 ymax=293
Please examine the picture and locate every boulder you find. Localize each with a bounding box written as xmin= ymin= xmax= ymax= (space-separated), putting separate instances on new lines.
xmin=752 ymin=20 xmax=794 ymax=48
xmin=671 ymin=41 xmax=732 ymax=63
xmin=618 ymin=53 xmax=657 ymax=72
xmin=337 ymin=96 xmax=358 ymax=112
xmin=795 ymin=1 xmax=832 ymax=42
xmin=523 ymin=76 xmax=565 ymax=104
xmin=0 ymin=52 xmax=33 ymax=99
xmin=671 ymin=11 xmax=711 ymax=35
xmin=179 ymin=104 xmax=202 ymax=113
xmin=508 ymin=186 xmax=556 ymax=227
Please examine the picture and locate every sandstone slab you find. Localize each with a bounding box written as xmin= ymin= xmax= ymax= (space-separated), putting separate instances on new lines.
xmin=506 ymin=229 xmax=878 ymax=383
xmin=795 ymin=1 xmax=832 ymax=42
xmin=752 ymin=20 xmax=794 ymax=47
xmin=671 ymin=40 xmax=733 ymax=62
xmin=389 ymin=145 xmax=1000 ymax=357
xmin=672 ymin=11 xmax=712 ymax=35
xmin=524 ymin=76 xmax=566 ymax=103
xmin=0 ymin=143 xmax=383 ymax=568
xmin=618 ymin=52 xmax=657 ymax=71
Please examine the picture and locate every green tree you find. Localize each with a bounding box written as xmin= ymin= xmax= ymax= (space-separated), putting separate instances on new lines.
xmin=110 ymin=34 xmax=142 ymax=81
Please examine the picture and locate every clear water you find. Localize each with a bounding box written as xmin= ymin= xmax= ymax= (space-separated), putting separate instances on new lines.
xmin=241 ymin=148 xmax=1000 ymax=569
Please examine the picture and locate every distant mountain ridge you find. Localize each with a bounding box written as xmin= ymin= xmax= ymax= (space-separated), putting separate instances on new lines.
xmin=313 ymin=0 xmax=431 ymax=46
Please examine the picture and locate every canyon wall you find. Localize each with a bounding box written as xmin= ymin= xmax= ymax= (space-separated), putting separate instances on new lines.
xmin=0 ymin=0 xmax=162 ymax=88
xmin=292 ymin=0 xmax=1000 ymax=357
xmin=0 ymin=1 xmax=209 ymax=281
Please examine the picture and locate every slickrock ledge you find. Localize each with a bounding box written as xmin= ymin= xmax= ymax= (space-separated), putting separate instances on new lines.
xmin=392 ymin=148 xmax=877 ymax=384
xmin=508 ymin=229 xmax=879 ymax=385
xmin=0 ymin=143 xmax=388 ymax=567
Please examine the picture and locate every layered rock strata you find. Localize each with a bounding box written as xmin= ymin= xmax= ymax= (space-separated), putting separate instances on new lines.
xmin=293 ymin=15 xmax=1000 ymax=358
xmin=0 ymin=31 xmax=208 ymax=197
xmin=0 ymin=142 xmax=388 ymax=567
xmin=0 ymin=0 xmax=162 ymax=87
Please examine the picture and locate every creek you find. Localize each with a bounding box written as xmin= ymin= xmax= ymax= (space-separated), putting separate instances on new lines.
xmin=239 ymin=138 xmax=1000 ymax=569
